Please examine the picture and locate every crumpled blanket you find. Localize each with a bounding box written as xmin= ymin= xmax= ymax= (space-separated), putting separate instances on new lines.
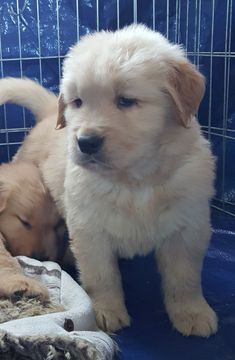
xmin=0 ymin=256 xmax=116 ymax=360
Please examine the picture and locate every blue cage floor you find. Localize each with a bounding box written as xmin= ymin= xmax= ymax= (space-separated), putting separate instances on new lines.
xmin=116 ymin=209 xmax=235 ymax=360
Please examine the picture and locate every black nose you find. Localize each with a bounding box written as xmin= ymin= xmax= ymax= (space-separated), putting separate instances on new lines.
xmin=77 ymin=135 xmax=104 ymax=155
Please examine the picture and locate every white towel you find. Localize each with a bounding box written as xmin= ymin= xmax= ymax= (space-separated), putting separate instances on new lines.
xmin=0 ymin=256 xmax=116 ymax=360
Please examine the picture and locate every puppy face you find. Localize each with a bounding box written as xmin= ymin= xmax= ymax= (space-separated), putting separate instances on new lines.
xmin=59 ymin=25 xmax=204 ymax=180
xmin=0 ymin=163 xmax=62 ymax=261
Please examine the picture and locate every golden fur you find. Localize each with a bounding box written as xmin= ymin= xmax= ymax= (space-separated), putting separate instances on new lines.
xmin=0 ymin=80 xmax=65 ymax=300
xmin=0 ymin=228 xmax=48 ymax=302
xmin=0 ymin=161 xmax=63 ymax=301
xmin=0 ymin=162 xmax=61 ymax=259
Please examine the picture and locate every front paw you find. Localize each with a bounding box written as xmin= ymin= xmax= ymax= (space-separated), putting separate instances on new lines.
xmin=166 ymin=298 xmax=218 ymax=337
xmin=0 ymin=274 xmax=49 ymax=303
xmin=93 ymin=299 xmax=131 ymax=332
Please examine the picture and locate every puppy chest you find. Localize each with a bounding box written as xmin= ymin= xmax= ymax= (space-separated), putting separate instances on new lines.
xmin=69 ymin=185 xmax=171 ymax=256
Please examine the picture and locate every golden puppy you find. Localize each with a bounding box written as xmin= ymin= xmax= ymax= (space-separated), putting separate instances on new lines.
xmin=0 ymin=162 xmax=61 ymax=260
xmin=0 ymin=82 xmax=65 ymax=300
xmin=0 ymin=162 xmax=60 ymax=300
xmin=0 ymin=24 xmax=217 ymax=337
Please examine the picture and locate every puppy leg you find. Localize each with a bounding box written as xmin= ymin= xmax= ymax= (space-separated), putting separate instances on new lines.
xmin=0 ymin=234 xmax=48 ymax=302
xmin=0 ymin=271 xmax=49 ymax=302
xmin=156 ymin=226 xmax=217 ymax=337
xmin=71 ymin=233 xmax=130 ymax=332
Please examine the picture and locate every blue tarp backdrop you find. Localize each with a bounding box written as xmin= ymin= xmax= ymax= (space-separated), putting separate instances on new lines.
xmin=0 ymin=1 xmax=235 ymax=359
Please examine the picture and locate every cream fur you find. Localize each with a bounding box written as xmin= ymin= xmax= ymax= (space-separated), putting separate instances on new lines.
xmin=0 ymin=24 xmax=218 ymax=336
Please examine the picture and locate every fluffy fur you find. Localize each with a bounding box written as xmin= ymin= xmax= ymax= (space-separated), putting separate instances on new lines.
xmin=0 ymin=82 xmax=65 ymax=300
xmin=0 ymin=25 xmax=217 ymax=337
xmin=0 ymin=232 xmax=48 ymax=301
xmin=0 ymin=163 xmax=61 ymax=260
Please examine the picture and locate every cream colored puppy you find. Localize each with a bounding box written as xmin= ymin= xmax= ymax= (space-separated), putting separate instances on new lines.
xmin=0 ymin=24 xmax=217 ymax=337
xmin=59 ymin=25 xmax=217 ymax=336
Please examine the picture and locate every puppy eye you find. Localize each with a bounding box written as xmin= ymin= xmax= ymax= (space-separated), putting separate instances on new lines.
xmin=117 ymin=96 xmax=137 ymax=108
xmin=73 ymin=98 xmax=83 ymax=108
xmin=17 ymin=216 xmax=32 ymax=230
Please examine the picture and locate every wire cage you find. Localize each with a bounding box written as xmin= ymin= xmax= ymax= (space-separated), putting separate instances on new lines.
xmin=0 ymin=0 xmax=234 ymax=216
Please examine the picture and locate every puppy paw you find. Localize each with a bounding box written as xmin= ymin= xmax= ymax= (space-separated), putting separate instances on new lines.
xmin=94 ymin=301 xmax=130 ymax=332
xmin=0 ymin=274 xmax=49 ymax=303
xmin=167 ymin=299 xmax=218 ymax=337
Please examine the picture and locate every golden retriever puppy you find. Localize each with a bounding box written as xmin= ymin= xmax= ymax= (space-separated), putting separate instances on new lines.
xmin=0 ymin=162 xmax=60 ymax=300
xmin=0 ymin=162 xmax=61 ymax=260
xmin=0 ymin=24 xmax=217 ymax=337
xmin=0 ymin=82 xmax=65 ymax=299
xmin=57 ymin=25 xmax=217 ymax=336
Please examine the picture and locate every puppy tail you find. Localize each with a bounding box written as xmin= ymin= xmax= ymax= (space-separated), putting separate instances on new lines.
xmin=0 ymin=77 xmax=57 ymax=122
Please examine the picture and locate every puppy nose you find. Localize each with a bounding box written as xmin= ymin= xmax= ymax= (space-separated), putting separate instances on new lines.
xmin=77 ymin=135 xmax=104 ymax=155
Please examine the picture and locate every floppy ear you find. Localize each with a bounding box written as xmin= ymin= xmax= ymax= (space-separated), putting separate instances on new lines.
xmin=56 ymin=93 xmax=66 ymax=130
xmin=0 ymin=181 xmax=10 ymax=213
xmin=166 ymin=61 xmax=205 ymax=128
